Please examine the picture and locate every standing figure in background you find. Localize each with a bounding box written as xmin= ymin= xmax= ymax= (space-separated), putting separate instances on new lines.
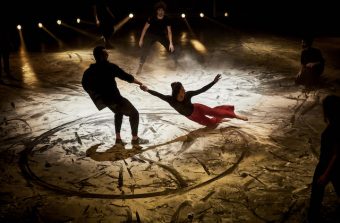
xmin=307 ymin=95 xmax=340 ymax=222
xmin=92 ymin=0 xmax=115 ymax=49
xmin=0 ymin=21 xmax=11 ymax=79
xmin=295 ymin=37 xmax=325 ymax=86
xmin=137 ymin=1 xmax=176 ymax=74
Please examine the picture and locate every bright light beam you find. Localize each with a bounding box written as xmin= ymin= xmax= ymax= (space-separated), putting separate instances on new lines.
xmin=181 ymin=15 xmax=207 ymax=54
xmin=183 ymin=17 xmax=196 ymax=38
xmin=17 ymin=28 xmax=40 ymax=86
xmin=78 ymin=19 xmax=96 ymax=25
xmin=61 ymin=22 xmax=99 ymax=39
xmin=41 ymin=26 xmax=64 ymax=48
xmin=114 ymin=15 xmax=133 ymax=33
xmin=190 ymin=39 xmax=207 ymax=54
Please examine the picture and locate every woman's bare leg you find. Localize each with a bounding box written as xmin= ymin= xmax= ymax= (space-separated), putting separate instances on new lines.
xmin=235 ymin=114 xmax=248 ymax=121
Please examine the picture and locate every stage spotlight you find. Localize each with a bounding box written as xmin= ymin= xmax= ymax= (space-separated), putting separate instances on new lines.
xmin=200 ymin=13 xmax=204 ymax=18
xmin=181 ymin=13 xmax=186 ymax=18
xmin=17 ymin=25 xmax=22 ymax=30
xmin=224 ymin=12 xmax=229 ymax=17
xmin=129 ymin=13 xmax=134 ymax=18
xmin=57 ymin=20 xmax=62 ymax=25
xmin=38 ymin=23 xmax=43 ymax=28
xmin=76 ymin=18 xmax=81 ymax=23
xmin=190 ymin=39 xmax=207 ymax=54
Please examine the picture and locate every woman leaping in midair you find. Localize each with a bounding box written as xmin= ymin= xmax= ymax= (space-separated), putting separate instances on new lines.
xmin=140 ymin=74 xmax=248 ymax=127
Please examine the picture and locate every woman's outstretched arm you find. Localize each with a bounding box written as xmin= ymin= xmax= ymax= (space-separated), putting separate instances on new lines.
xmin=140 ymin=85 xmax=171 ymax=102
xmin=188 ymin=74 xmax=221 ymax=97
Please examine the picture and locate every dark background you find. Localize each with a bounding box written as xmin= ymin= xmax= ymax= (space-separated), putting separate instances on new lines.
xmin=1 ymin=0 xmax=339 ymax=51
xmin=2 ymin=0 xmax=338 ymax=25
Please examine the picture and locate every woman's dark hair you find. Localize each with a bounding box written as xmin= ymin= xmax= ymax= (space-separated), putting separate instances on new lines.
xmin=93 ymin=45 xmax=105 ymax=61
xmin=154 ymin=1 xmax=167 ymax=11
xmin=322 ymin=95 xmax=340 ymax=124
xmin=171 ymin=82 xmax=183 ymax=98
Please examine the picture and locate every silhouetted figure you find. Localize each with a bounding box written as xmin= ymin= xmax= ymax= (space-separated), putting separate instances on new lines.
xmin=295 ymin=37 xmax=325 ymax=86
xmin=307 ymin=95 xmax=340 ymax=223
xmin=82 ymin=46 xmax=149 ymax=146
xmin=137 ymin=1 xmax=176 ymax=74
xmin=0 ymin=22 xmax=11 ymax=78
xmin=140 ymin=74 xmax=248 ymax=127
xmin=92 ymin=0 xmax=115 ymax=49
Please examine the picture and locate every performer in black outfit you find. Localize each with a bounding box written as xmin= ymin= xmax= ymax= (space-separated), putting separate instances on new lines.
xmin=92 ymin=0 xmax=115 ymax=49
xmin=82 ymin=46 xmax=149 ymax=146
xmin=0 ymin=21 xmax=11 ymax=78
xmin=308 ymin=95 xmax=340 ymax=223
xmin=295 ymin=37 xmax=325 ymax=86
xmin=137 ymin=1 xmax=176 ymax=74
xmin=140 ymin=74 xmax=248 ymax=127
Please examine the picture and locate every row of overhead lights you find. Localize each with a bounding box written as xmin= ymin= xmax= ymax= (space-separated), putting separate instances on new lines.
xmin=16 ymin=14 xmax=134 ymax=30
xmin=180 ymin=12 xmax=229 ymax=18
xmin=17 ymin=18 xmax=84 ymax=30
xmin=16 ymin=12 xmax=229 ymax=30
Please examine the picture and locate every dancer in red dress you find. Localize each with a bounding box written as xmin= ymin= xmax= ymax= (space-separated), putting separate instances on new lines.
xmin=140 ymin=74 xmax=248 ymax=126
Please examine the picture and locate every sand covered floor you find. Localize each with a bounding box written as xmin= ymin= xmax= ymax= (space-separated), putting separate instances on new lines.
xmin=1 ymin=28 xmax=340 ymax=222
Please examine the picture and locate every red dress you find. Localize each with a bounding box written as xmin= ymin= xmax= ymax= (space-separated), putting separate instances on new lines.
xmin=187 ymin=103 xmax=236 ymax=126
